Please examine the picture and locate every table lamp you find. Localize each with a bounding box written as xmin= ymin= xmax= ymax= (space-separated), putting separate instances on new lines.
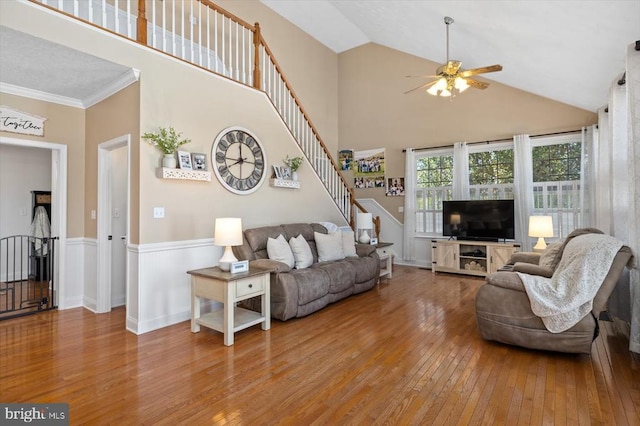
xmin=215 ymin=217 xmax=243 ymax=271
xmin=528 ymin=215 xmax=553 ymax=251
xmin=357 ymin=212 xmax=373 ymax=244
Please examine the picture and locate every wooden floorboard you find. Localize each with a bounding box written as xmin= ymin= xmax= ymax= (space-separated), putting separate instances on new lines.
xmin=1 ymin=265 xmax=639 ymax=425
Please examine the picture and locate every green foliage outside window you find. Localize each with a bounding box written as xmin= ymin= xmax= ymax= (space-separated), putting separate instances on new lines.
xmin=532 ymin=142 xmax=582 ymax=181
xmin=416 ymin=155 xmax=453 ymax=187
xmin=469 ymin=149 xmax=514 ymax=185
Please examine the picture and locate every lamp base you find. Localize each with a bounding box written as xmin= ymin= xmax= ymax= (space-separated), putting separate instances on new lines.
xmin=218 ymin=245 xmax=238 ymax=271
xmin=533 ymin=237 xmax=547 ymax=252
xmin=358 ymin=230 xmax=370 ymax=244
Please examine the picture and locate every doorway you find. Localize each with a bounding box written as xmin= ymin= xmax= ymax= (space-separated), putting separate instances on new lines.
xmin=96 ymin=135 xmax=130 ymax=313
xmin=0 ymin=136 xmax=67 ymax=309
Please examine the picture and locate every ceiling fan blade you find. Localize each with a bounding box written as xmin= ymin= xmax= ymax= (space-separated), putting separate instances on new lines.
xmin=404 ymin=80 xmax=438 ymax=94
xmin=459 ymin=64 xmax=503 ymax=78
xmin=466 ymin=79 xmax=490 ymax=90
xmin=405 ymin=74 xmax=440 ymax=79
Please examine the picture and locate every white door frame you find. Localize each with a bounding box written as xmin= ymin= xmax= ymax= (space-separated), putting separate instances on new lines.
xmin=96 ymin=134 xmax=131 ymax=313
xmin=0 ymin=136 xmax=67 ymax=308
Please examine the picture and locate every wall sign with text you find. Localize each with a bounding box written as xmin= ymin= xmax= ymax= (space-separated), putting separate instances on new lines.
xmin=0 ymin=106 xmax=46 ymax=136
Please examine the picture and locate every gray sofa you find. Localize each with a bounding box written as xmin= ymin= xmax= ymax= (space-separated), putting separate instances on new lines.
xmin=475 ymin=228 xmax=633 ymax=354
xmin=232 ymin=223 xmax=380 ymax=320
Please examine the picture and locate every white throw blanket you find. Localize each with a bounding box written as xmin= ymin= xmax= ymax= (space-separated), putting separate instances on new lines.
xmin=517 ymin=233 xmax=623 ymax=333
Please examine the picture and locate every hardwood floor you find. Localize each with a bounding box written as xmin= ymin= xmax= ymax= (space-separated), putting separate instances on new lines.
xmin=1 ymin=265 xmax=639 ymax=425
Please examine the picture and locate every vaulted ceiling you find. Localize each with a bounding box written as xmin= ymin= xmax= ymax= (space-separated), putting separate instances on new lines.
xmin=261 ymin=0 xmax=640 ymax=112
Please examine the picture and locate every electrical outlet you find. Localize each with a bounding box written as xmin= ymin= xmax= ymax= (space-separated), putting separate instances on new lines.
xmin=91 ymin=210 xmax=96 ymax=220
xmin=113 ymin=208 xmax=120 ymax=218
xmin=153 ymin=207 xmax=165 ymax=219
xmin=398 ymin=206 xmax=404 ymax=213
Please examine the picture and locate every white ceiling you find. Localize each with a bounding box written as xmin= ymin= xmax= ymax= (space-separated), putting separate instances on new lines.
xmin=1 ymin=2 xmax=637 ymax=112
xmin=0 ymin=26 xmax=137 ymax=109
xmin=261 ymin=0 xmax=640 ymax=112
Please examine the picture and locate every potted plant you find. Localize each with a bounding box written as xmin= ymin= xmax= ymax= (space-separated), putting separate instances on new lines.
xmin=142 ymin=126 xmax=191 ymax=168
xmin=284 ymin=155 xmax=304 ymax=181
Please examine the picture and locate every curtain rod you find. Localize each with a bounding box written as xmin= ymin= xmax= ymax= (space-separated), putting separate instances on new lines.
xmin=402 ymin=129 xmax=583 ymax=152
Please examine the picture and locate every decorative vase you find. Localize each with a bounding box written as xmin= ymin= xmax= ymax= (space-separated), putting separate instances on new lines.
xmin=292 ymin=171 xmax=299 ymax=181
xmin=162 ymin=153 xmax=177 ymax=168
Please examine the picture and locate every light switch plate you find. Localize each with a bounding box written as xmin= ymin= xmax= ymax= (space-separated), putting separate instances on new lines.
xmin=153 ymin=207 xmax=165 ymax=218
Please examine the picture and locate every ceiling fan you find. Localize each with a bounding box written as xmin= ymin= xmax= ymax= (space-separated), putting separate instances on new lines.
xmin=405 ymin=16 xmax=502 ymax=97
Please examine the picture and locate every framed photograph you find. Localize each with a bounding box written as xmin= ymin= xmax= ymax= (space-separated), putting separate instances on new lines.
xmin=281 ymin=167 xmax=292 ymax=180
xmin=191 ymin=153 xmax=207 ymax=170
xmin=178 ymin=151 xmax=193 ymax=170
xmin=370 ymin=237 xmax=378 ymax=245
xmin=273 ymin=165 xmax=283 ymax=179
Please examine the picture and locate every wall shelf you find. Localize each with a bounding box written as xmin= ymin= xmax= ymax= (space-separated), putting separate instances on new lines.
xmin=157 ymin=168 xmax=211 ymax=181
xmin=270 ymin=178 xmax=300 ymax=189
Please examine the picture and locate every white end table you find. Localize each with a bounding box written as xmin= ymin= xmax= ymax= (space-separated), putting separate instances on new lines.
xmin=187 ymin=265 xmax=272 ymax=346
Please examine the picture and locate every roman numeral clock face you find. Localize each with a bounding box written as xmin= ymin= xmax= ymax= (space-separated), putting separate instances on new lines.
xmin=212 ymin=127 xmax=267 ymax=195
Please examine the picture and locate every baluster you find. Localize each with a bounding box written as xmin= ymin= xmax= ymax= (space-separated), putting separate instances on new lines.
xmin=101 ymin=0 xmax=106 ymax=28
xmin=73 ymin=0 xmax=78 ymax=18
xmin=151 ymin=0 xmax=156 ymax=48
xmin=221 ymin=15 xmax=225 ymax=76
xmin=235 ymin=22 xmax=239 ymax=81
xmin=161 ymin=0 xmax=166 ymax=52
xmin=89 ymin=0 xmax=93 ymax=25
xmin=181 ymin=0 xmax=185 ymax=59
xmin=228 ymin=17 xmax=233 ymax=78
xmin=171 ymin=0 xmax=176 ymax=55
xmin=206 ymin=7 xmax=211 ymax=70
xmin=126 ymin=0 xmax=131 ymax=38
xmin=214 ymin=10 xmax=218 ymax=73
xmin=114 ymin=0 xmax=119 ymax=34
xmin=198 ymin=2 xmax=202 ymax=66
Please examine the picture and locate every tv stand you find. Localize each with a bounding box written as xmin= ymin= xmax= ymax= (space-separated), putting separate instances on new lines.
xmin=431 ymin=240 xmax=520 ymax=277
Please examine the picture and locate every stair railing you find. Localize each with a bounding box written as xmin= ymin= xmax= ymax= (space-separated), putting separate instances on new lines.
xmin=31 ymin=0 xmax=372 ymax=228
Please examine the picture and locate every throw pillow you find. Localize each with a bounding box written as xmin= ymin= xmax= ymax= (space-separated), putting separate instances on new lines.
xmin=289 ymin=234 xmax=313 ymax=269
xmin=314 ymin=231 xmax=345 ymax=262
xmin=538 ymin=241 xmax=563 ymax=271
xmin=267 ymin=234 xmax=295 ymax=268
xmin=341 ymin=229 xmax=358 ymax=257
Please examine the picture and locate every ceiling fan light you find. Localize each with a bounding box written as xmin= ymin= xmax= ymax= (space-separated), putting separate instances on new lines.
xmin=440 ymin=89 xmax=452 ymax=97
xmin=455 ymin=77 xmax=470 ymax=92
xmin=427 ymin=77 xmax=448 ymax=96
xmin=427 ymin=85 xmax=439 ymax=96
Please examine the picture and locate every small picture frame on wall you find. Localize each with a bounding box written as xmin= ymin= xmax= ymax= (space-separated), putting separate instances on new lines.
xmin=273 ymin=165 xmax=283 ymax=179
xmin=281 ymin=167 xmax=292 ymax=180
xmin=191 ymin=153 xmax=207 ymax=170
xmin=178 ymin=151 xmax=193 ymax=170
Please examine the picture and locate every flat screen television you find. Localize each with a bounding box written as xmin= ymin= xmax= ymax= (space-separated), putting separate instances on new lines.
xmin=442 ymin=199 xmax=515 ymax=241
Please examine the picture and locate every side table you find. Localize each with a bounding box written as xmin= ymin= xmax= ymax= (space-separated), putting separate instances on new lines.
xmin=187 ymin=265 xmax=272 ymax=346
xmin=375 ymin=242 xmax=394 ymax=280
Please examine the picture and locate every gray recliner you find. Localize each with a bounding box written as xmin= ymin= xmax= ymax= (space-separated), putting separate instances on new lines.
xmin=475 ymin=228 xmax=633 ymax=354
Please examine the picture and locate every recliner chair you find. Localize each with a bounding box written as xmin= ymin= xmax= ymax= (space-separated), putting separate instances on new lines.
xmin=475 ymin=228 xmax=633 ymax=354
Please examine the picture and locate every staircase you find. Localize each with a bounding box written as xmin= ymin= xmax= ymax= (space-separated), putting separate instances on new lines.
xmin=33 ymin=0 xmax=367 ymax=228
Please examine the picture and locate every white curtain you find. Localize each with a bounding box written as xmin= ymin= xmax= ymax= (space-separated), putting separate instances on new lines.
xmin=513 ymin=134 xmax=534 ymax=251
xmin=626 ymin=43 xmax=640 ymax=353
xmin=403 ymin=148 xmax=416 ymax=262
xmin=602 ymin=43 xmax=640 ymax=354
xmin=579 ymin=125 xmax=597 ymax=228
xmin=595 ymin=108 xmax=612 ymax=234
xmin=453 ymin=142 xmax=469 ymax=200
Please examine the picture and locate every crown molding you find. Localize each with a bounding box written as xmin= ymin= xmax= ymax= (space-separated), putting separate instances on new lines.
xmin=0 ymin=67 xmax=140 ymax=109
xmin=82 ymin=68 xmax=140 ymax=108
xmin=0 ymin=82 xmax=84 ymax=108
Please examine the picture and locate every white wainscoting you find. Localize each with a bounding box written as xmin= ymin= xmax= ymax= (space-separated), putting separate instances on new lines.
xmin=127 ymin=238 xmax=223 ymax=335
xmin=63 ymin=238 xmax=92 ymax=309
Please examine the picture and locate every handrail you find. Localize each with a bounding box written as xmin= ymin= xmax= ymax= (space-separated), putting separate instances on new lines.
xmin=29 ymin=0 xmax=378 ymax=232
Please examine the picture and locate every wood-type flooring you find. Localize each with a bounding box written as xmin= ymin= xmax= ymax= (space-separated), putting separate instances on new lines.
xmin=1 ymin=265 xmax=639 ymax=425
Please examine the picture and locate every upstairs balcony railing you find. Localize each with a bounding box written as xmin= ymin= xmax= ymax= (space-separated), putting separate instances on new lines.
xmin=33 ymin=0 xmax=369 ymax=229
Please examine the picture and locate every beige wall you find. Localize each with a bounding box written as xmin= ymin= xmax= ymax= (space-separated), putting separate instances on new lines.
xmin=1 ymin=0 xmax=344 ymax=244
xmin=0 ymin=93 xmax=86 ymax=238
xmin=85 ymin=82 xmax=140 ymax=242
xmin=339 ymin=43 xmax=598 ymax=222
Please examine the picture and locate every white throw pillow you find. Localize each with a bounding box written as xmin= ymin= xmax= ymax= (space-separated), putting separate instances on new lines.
xmin=267 ymin=234 xmax=295 ymax=268
xmin=289 ymin=234 xmax=314 ymax=269
xmin=315 ymin=231 xmax=345 ymax=262
xmin=341 ymin=229 xmax=358 ymax=257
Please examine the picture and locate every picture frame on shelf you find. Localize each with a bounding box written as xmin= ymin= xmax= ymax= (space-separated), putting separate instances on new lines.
xmin=370 ymin=237 xmax=379 ymax=245
xmin=273 ymin=165 xmax=283 ymax=179
xmin=191 ymin=153 xmax=207 ymax=170
xmin=281 ymin=167 xmax=292 ymax=180
xmin=178 ymin=151 xmax=193 ymax=170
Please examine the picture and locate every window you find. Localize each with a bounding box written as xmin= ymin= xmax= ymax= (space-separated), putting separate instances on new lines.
xmin=415 ymin=151 xmax=453 ymax=235
xmin=468 ymin=144 xmax=514 ymax=200
xmin=531 ymin=136 xmax=582 ymax=238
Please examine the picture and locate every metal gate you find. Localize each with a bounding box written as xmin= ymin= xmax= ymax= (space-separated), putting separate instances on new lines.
xmin=0 ymin=235 xmax=57 ymax=320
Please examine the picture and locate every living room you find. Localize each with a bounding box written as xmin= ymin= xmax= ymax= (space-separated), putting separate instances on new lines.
xmin=0 ymin=0 xmax=639 ymax=422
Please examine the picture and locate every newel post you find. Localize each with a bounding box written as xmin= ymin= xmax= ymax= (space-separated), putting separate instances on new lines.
xmin=253 ymin=22 xmax=262 ymax=90
xmin=137 ymin=0 xmax=148 ymax=45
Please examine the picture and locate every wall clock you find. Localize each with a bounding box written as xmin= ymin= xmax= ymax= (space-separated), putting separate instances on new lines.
xmin=212 ymin=127 xmax=267 ymax=195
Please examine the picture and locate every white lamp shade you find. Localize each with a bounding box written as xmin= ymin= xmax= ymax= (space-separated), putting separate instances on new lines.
xmin=450 ymin=213 xmax=461 ymax=225
xmin=357 ymin=213 xmax=373 ymax=229
xmin=214 ymin=217 xmax=243 ymax=246
xmin=528 ymin=216 xmax=554 ymax=238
